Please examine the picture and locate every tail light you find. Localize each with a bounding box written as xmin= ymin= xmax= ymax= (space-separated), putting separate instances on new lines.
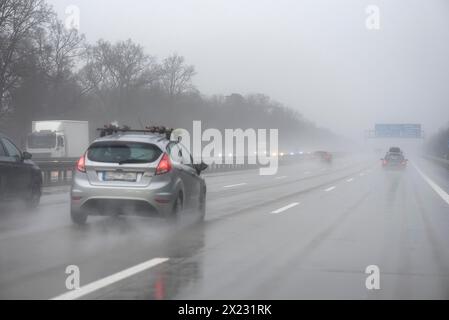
xmin=77 ymin=154 xmax=86 ymax=173
xmin=156 ymin=153 xmax=172 ymax=175
xmin=382 ymin=160 xmax=388 ymax=166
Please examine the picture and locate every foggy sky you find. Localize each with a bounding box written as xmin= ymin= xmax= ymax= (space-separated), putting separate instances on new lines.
xmin=48 ymin=0 xmax=449 ymax=140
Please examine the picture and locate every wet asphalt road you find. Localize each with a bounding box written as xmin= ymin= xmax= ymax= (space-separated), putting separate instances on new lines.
xmin=1 ymin=155 xmax=449 ymax=299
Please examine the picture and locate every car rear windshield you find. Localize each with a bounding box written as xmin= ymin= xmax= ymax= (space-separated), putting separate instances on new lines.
xmin=87 ymin=141 xmax=162 ymax=164
xmin=387 ymin=153 xmax=404 ymax=160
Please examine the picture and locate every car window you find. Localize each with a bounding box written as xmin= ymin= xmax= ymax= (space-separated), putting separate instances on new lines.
xmin=57 ymin=136 xmax=65 ymax=147
xmin=2 ymin=138 xmax=21 ymax=158
xmin=389 ymin=147 xmax=401 ymax=153
xmin=179 ymin=144 xmax=193 ymax=165
xmin=167 ymin=143 xmax=183 ymax=164
xmin=87 ymin=142 xmax=162 ymax=164
xmin=167 ymin=143 xmax=193 ymax=165
xmin=386 ymin=153 xmax=403 ymax=160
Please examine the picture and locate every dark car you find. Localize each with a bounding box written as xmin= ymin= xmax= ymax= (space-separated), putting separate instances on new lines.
xmin=382 ymin=150 xmax=407 ymax=169
xmin=0 ymin=133 xmax=42 ymax=208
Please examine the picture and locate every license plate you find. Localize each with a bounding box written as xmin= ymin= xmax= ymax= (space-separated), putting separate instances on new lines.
xmin=104 ymin=171 xmax=137 ymax=182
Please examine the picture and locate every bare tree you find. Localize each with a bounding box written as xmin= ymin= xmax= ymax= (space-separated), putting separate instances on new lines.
xmin=160 ymin=53 xmax=196 ymax=98
xmin=79 ymin=39 xmax=159 ymax=114
xmin=35 ymin=17 xmax=85 ymax=85
xmin=0 ymin=0 xmax=51 ymax=120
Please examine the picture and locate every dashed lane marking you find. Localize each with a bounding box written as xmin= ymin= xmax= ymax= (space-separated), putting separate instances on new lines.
xmin=271 ymin=202 xmax=300 ymax=214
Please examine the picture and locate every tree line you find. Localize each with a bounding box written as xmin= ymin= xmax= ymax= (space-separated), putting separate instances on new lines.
xmin=0 ymin=0 xmax=338 ymax=151
xmin=426 ymin=126 xmax=449 ymax=159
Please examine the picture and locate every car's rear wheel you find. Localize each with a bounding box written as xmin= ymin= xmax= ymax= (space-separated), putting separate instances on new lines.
xmin=26 ymin=180 xmax=41 ymax=208
xmin=197 ymin=192 xmax=206 ymax=222
xmin=71 ymin=209 xmax=88 ymax=225
xmin=168 ymin=192 xmax=183 ymax=221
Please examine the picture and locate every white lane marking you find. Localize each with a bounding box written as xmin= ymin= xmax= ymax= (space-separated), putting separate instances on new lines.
xmin=324 ymin=186 xmax=336 ymax=192
xmin=346 ymin=178 xmax=354 ymax=183
xmin=275 ymin=176 xmax=287 ymax=180
xmin=51 ymin=257 xmax=169 ymax=300
xmin=223 ymin=183 xmax=248 ymax=188
xmin=304 ymin=171 xmax=311 ymax=175
xmin=271 ymin=202 xmax=300 ymax=214
xmin=359 ymin=173 xmax=365 ymax=176
xmin=413 ymin=163 xmax=449 ymax=205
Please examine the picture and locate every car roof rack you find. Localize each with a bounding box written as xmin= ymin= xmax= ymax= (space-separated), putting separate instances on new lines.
xmin=97 ymin=124 xmax=174 ymax=140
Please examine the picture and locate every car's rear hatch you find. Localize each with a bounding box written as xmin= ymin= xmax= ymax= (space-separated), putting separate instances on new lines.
xmin=386 ymin=152 xmax=404 ymax=165
xmin=84 ymin=140 xmax=163 ymax=188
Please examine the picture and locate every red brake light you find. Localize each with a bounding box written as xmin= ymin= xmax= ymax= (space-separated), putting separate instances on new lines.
xmin=77 ymin=154 xmax=86 ymax=173
xmin=382 ymin=160 xmax=388 ymax=166
xmin=156 ymin=153 xmax=172 ymax=175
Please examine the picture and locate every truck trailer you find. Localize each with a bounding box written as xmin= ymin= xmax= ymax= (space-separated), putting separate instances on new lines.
xmin=26 ymin=120 xmax=89 ymax=158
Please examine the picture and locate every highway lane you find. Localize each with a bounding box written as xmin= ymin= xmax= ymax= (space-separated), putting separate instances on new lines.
xmin=0 ymin=155 xmax=448 ymax=299
xmin=92 ymin=159 xmax=449 ymax=300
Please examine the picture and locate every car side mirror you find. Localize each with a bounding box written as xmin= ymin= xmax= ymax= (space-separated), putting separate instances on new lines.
xmin=194 ymin=162 xmax=208 ymax=175
xmin=22 ymin=151 xmax=32 ymax=160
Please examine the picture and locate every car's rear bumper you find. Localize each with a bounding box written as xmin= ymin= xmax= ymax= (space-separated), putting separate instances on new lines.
xmin=382 ymin=164 xmax=407 ymax=170
xmin=70 ymin=172 xmax=177 ymax=217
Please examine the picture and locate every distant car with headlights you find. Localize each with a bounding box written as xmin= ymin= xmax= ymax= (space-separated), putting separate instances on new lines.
xmin=0 ymin=132 xmax=42 ymax=208
xmin=70 ymin=126 xmax=208 ymax=225
xmin=381 ymin=149 xmax=407 ymax=169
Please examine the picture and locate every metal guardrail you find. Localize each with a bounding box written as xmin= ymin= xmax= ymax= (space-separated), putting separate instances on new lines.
xmin=35 ymin=153 xmax=343 ymax=187
xmin=35 ymin=158 xmax=78 ymax=187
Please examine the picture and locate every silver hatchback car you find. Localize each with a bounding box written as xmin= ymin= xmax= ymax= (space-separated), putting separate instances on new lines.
xmin=70 ymin=130 xmax=208 ymax=225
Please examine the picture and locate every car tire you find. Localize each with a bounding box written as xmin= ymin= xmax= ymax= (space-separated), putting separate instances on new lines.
xmin=71 ymin=209 xmax=88 ymax=225
xmin=197 ymin=193 xmax=206 ymax=222
xmin=168 ymin=192 xmax=183 ymax=221
xmin=26 ymin=180 xmax=41 ymax=209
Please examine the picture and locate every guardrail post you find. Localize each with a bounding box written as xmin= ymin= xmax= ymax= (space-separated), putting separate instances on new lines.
xmin=63 ymin=170 xmax=68 ymax=183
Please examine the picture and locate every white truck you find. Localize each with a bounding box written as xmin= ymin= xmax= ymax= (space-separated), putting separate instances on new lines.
xmin=26 ymin=120 xmax=89 ymax=158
